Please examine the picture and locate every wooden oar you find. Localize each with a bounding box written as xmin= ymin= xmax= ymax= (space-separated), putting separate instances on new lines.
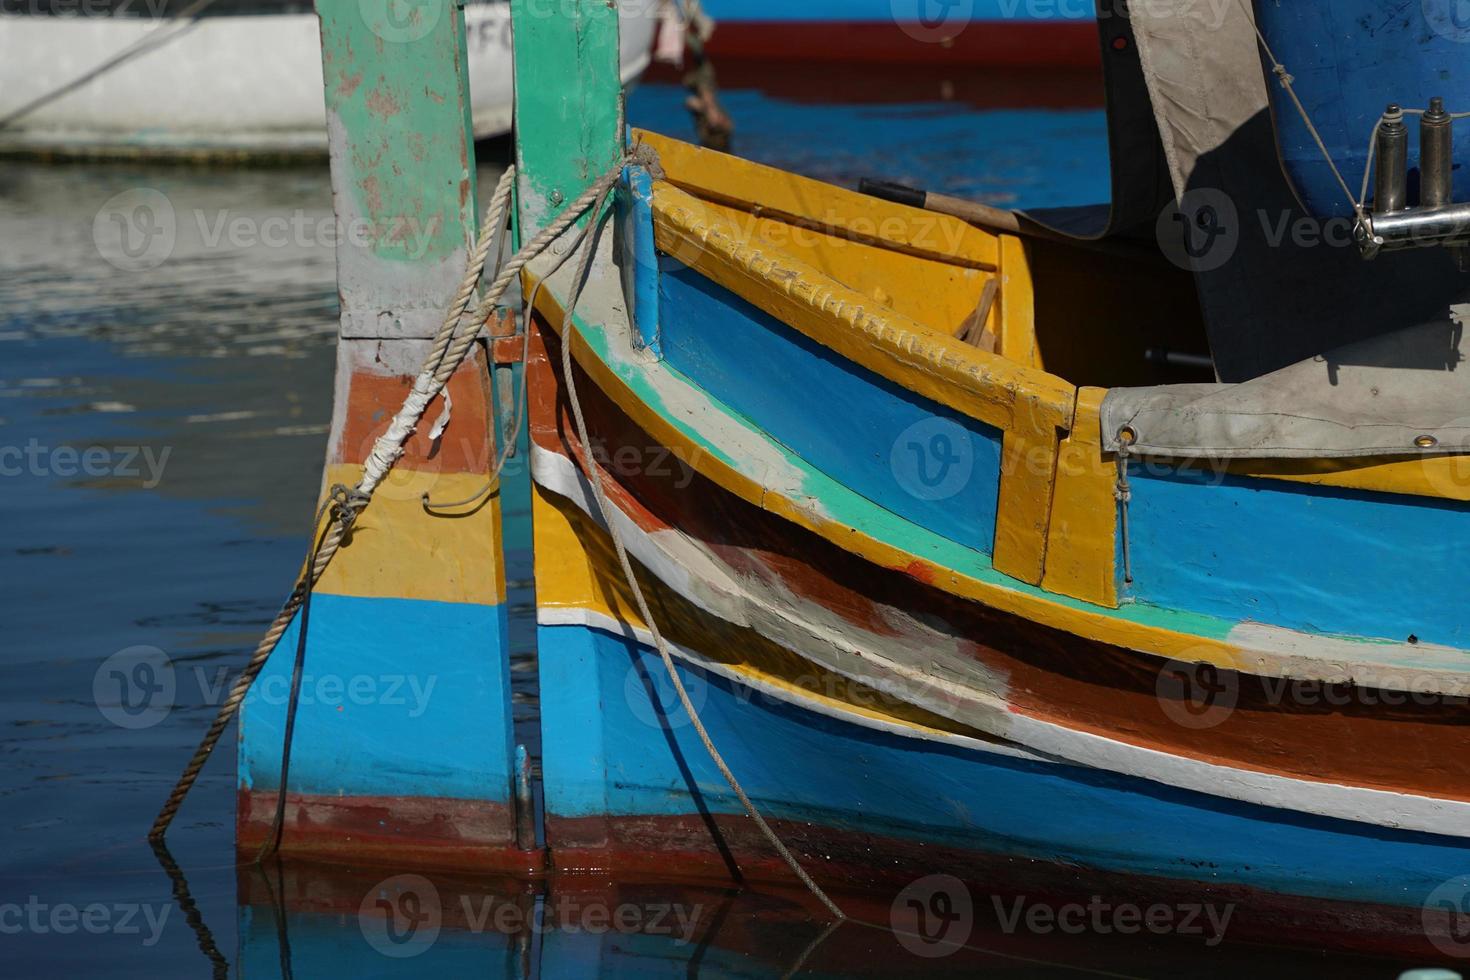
xmin=859 ymin=177 xmax=1169 ymax=263
xmin=859 ymin=177 xmax=1026 ymax=234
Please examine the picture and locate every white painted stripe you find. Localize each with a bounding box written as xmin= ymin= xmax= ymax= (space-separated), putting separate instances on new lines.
xmin=534 ymin=443 xmax=1470 ymax=839
xmin=538 ymin=605 xmax=1046 ymax=761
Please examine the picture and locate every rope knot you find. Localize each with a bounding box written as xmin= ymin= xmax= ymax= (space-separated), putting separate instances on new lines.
xmin=328 ymin=483 xmax=371 ymax=529
xmin=629 ymin=141 xmax=666 ymax=181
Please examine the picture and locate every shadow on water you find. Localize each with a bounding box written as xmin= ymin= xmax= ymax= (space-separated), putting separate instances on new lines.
xmin=0 ymin=67 xmax=1441 ymax=976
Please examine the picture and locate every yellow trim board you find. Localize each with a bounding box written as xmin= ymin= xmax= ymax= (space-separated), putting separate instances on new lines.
xmin=636 ymin=129 xmax=999 ymax=270
xmin=1042 ymin=387 xmax=1119 ymax=607
xmin=693 ymin=194 xmax=993 ymax=336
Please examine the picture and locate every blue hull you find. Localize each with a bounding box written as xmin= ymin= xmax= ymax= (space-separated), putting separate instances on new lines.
xmin=539 ymin=620 xmax=1468 ymax=914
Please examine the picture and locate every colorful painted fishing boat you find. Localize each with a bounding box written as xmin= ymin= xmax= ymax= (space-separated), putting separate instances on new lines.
xmin=226 ymin=0 xmax=1470 ymax=966
xmin=693 ymin=0 xmax=1099 ymax=68
xmin=513 ymin=0 xmax=1470 ymax=960
xmin=0 ymin=0 xmax=657 ymax=158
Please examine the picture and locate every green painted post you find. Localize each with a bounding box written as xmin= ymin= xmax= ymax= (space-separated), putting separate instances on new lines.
xmin=318 ymin=0 xmax=480 ymax=339
xmin=510 ymin=0 xmax=624 ymax=235
xmin=511 ymin=0 xmax=630 ymax=859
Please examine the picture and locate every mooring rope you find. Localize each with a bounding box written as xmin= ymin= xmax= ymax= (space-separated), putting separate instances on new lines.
xmin=149 ymin=164 xmax=601 ymax=841
xmin=551 ymin=179 xmax=846 ymax=922
xmin=150 ymin=839 xmax=229 ymax=980
xmin=151 ymin=144 xmax=842 ymax=923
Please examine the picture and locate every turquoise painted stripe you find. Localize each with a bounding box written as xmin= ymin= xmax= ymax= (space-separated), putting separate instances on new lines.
xmin=1127 ymin=466 xmax=1470 ymax=649
xmin=700 ymin=0 xmax=1095 ymax=22
xmin=656 ymin=262 xmax=1004 ymax=558
xmin=538 ymin=622 xmax=1470 ymax=909
xmin=559 ymin=281 xmax=1239 ymax=643
xmin=239 ymin=593 xmax=514 ymax=801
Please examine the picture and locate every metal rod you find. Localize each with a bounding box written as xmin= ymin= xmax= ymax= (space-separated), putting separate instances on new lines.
xmin=1144 ymin=348 xmax=1214 ymax=370
xmin=1421 ymin=97 xmax=1454 ymax=209
xmin=514 ymin=743 xmax=535 ymax=851
xmin=1376 ymin=104 xmax=1408 ymax=214
xmin=1363 ymin=199 xmax=1470 ymax=250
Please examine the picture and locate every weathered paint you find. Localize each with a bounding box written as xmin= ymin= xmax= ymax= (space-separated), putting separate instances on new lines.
xmin=239 ymin=594 xmax=511 ymax=799
xmin=317 ymin=0 xmax=479 ymax=338
xmin=536 ymin=619 xmax=1470 ymax=911
xmin=526 ymin=331 xmax=1470 ymax=824
xmin=616 ymin=164 xmax=660 ymax=354
xmin=643 ymin=128 xmax=1470 ymax=505
xmin=1041 ymin=386 xmax=1118 ymax=607
xmin=660 ymin=190 xmax=993 ymax=336
xmin=236 ymin=349 xmax=520 ymax=862
xmin=509 ymin=0 xmax=623 ymax=233
xmin=649 ymin=179 xmax=1071 ymax=584
xmin=637 ymin=129 xmax=1001 ymax=270
xmin=528 ymin=271 xmax=1470 ymax=718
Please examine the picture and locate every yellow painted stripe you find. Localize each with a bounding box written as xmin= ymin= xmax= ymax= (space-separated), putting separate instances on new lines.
xmin=1233 ymin=455 xmax=1470 ymax=502
xmin=312 ymin=463 xmax=506 ymax=605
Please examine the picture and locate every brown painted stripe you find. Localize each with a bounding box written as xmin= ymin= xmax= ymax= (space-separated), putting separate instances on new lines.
xmin=333 ymin=346 xmax=494 ymax=474
xmin=526 ymin=319 xmax=1470 ymax=804
xmin=237 ymin=789 xmax=536 ymax=875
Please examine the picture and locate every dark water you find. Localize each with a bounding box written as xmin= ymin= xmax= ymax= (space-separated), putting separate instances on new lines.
xmin=0 ymin=75 xmax=1415 ymax=977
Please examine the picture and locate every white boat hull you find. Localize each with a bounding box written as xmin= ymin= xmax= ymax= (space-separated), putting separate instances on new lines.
xmin=0 ymin=4 xmax=658 ymax=157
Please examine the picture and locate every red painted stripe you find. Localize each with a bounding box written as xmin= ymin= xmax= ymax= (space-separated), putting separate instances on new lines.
xmin=548 ymin=814 xmax=1445 ymax=963
xmin=237 ymin=789 xmax=539 ymax=875
xmin=640 ymin=59 xmax=1105 ymax=110
xmin=704 ymin=21 xmax=1101 ymax=68
xmin=235 ymin=812 xmax=1451 ymax=964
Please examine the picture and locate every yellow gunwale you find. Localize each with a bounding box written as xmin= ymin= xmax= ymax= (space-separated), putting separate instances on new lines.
xmin=636 ymin=129 xmax=1001 ymax=271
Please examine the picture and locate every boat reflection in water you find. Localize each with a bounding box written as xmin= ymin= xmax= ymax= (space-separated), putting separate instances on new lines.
xmin=224 ymin=858 xmax=1409 ymax=977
